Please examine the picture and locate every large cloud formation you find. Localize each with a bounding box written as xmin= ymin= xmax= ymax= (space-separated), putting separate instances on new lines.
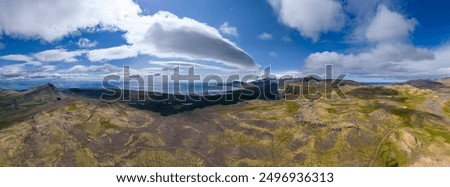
xmin=303 ymin=43 xmax=435 ymax=77
xmin=0 ymin=0 xmax=140 ymax=41
xmin=127 ymin=12 xmax=256 ymax=68
xmin=33 ymin=49 xmax=84 ymax=63
xmin=87 ymin=45 xmax=138 ymax=62
xmin=0 ymin=63 xmax=56 ymax=79
xmin=301 ymin=5 xmax=450 ymax=79
xmin=266 ymin=0 xmax=450 ymax=80
xmin=365 ymin=6 xmax=417 ymax=43
xmin=268 ymin=0 xmax=345 ymax=41
xmin=0 ymin=0 xmax=257 ymax=69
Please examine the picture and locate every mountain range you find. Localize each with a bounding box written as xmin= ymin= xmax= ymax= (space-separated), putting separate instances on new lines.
xmin=0 ymin=78 xmax=449 ymax=166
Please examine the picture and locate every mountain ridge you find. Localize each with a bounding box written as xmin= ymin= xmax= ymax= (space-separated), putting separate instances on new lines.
xmin=0 ymin=80 xmax=449 ymax=166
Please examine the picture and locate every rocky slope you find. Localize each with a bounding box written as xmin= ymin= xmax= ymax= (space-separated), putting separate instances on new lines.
xmin=0 ymin=83 xmax=449 ymax=166
xmin=0 ymin=83 xmax=65 ymax=128
xmin=397 ymin=79 xmax=446 ymax=90
xmin=438 ymin=77 xmax=450 ymax=87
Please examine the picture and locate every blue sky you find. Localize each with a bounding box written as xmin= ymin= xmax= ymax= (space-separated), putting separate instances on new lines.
xmin=0 ymin=0 xmax=450 ymax=84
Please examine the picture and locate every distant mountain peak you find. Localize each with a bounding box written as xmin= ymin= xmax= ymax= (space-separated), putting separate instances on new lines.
xmin=21 ymin=83 xmax=64 ymax=103
xmin=398 ymin=79 xmax=445 ymax=89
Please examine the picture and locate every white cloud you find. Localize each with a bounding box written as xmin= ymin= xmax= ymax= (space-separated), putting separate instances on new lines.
xmin=301 ymin=43 xmax=442 ymax=79
xmin=268 ymin=0 xmax=345 ymax=41
xmin=68 ymin=64 xmax=121 ymax=73
xmin=298 ymin=4 xmax=449 ymax=80
xmin=257 ymin=32 xmax=273 ymax=40
xmin=0 ymin=64 xmax=27 ymax=78
xmin=126 ymin=11 xmax=256 ymax=68
xmin=365 ymin=5 xmax=417 ymax=43
xmin=28 ymin=73 xmax=62 ymax=79
xmin=42 ymin=65 xmax=57 ymax=72
xmin=219 ymin=22 xmax=239 ymax=37
xmin=25 ymin=61 xmax=43 ymax=66
xmin=0 ymin=54 xmax=34 ymax=62
xmin=77 ymin=38 xmax=98 ymax=48
xmin=2 ymin=46 xmax=135 ymax=64
xmin=87 ymin=45 xmax=138 ymax=62
xmin=148 ymin=60 xmax=237 ymax=72
xmin=344 ymin=0 xmax=395 ymax=25
xmin=1 ymin=49 xmax=84 ymax=64
xmin=0 ymin=0 xmax=141 ymax=41
xmin=33 ymin=49 xmax=84 ymax=63
xmin=0 ymin=63 xmax=57 ymax=79
xmin=0 ymin=1 xmax=257 ymax=69
xmin=272 ymin=70 xmax=303 ymax=78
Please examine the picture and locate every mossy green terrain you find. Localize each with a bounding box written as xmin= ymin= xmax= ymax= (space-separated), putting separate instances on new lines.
xmin=443 ymin=100 xmax=450 ymax=118
xmin=0 ymin=84 xmax=449 ymax=166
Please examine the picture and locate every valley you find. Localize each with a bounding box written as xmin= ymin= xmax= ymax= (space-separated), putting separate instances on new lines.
xmin=1 ymin=79 xmax=449 ymax=167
